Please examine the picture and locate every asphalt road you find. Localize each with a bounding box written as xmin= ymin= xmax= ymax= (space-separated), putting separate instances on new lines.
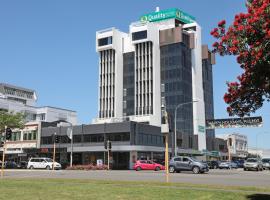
xmin=2 ymin=169 xmax=270 ymax=187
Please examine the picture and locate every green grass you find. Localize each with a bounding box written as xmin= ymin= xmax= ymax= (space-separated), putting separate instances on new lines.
xmin=0 ymin=179 xmax=269 ymax=200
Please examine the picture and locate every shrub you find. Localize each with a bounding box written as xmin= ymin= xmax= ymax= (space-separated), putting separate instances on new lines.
xmin=66 ymin=164 xmax=108 ymax=170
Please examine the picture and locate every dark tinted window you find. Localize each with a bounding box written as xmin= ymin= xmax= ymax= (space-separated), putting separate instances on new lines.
xmin=174 ymin=157 xmax=182 ymax=162
xmin=132 ymin=31 xmax=147 ymax=41
xmin=183 ymin=158 xmax=189 ymax=162
xmin=98 ymin=36 xmax=112 ymax=46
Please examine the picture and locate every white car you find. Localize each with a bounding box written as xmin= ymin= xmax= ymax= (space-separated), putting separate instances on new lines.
xmin=244 ymin=158 xmax=263 ymax=171
xmin=27 ymin=158 xmax=61 ymax=170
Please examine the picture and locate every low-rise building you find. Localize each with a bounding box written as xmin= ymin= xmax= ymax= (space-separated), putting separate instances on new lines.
xmin=0 ymin=83 xmax=77 ymax=161
xmin=217 ymin=133 xmax=248 ymax=159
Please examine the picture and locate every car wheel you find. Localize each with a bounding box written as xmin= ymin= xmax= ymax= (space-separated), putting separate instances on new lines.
xmin=136 ymin=167 xmax=141 ymax=171
xmin=29 ymin=166 xmax=34 ymax=170
xmin=46 ymin=165 xmax=51 ymax=170
xmin=256 ymin=168 xmax=259 ymax=171
xmin=244 ymin=168 xmax=247 ymax=171
xmin=169 ymin=166 xmax=175 ymax=173
xmin=155 ymin=167 xmax=160 ymax=171
xmin=192 ymin=166 xmax=200 ymax=174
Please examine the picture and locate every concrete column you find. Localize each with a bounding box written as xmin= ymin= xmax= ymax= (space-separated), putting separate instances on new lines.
xmin=129 ymin=151 xmax=137 ymax=170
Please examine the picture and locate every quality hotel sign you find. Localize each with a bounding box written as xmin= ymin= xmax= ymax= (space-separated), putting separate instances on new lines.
xmin=140 ymin=8 xmax=195 ymax=24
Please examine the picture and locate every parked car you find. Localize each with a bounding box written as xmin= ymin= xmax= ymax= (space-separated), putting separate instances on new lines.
xmin=18 ymin=161 xmax=28 ymax=169
xmin=244 ymin=158 xmax=263 ymax=171
xmin=133 ymin=160 xmax=165 ymax=171
xmin=27 ymin=158 xmax=62 ymax=170
xmin=262 ymin=158 xmax=270 ymax=170
xmin=169 ymin=156 xmax=209 ymax=174
xmin=207 ymin=161 xmax=220 ymax=169
xmin=234 ymin=160 xmax=245 ymax=168
xmin=219 ymin=161 xmax=238 ymax=169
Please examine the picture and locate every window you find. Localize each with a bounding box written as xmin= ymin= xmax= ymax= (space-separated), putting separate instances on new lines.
xmin=73 ymin=135 xmax=82 ymax=143
xmin=183 ymin=158 xmax=189 ymax=162
xmin=132 ymin=31 xmax=147 ymax=41
xmin=23 ymin=133 xmax=27 ymax=140
xmin=174 ymin=157 xmax=182 ymax=162
xmin=98 ymin=36 xmax=112 ymax=46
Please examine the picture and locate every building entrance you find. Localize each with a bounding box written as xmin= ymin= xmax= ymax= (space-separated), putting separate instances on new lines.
xmin=112 ymin=152 xmax=129 ymax=170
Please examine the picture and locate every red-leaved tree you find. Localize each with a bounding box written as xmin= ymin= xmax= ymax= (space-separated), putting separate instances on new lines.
xmin=211 ymin=0 xmax=270 ymax=117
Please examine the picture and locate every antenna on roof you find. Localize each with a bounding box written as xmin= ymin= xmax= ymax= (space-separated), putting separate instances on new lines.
xmin=155 ymin=7 xmax=160 ymax=12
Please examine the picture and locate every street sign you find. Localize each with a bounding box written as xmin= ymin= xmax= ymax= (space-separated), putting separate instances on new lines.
xmin=198 ymin=125 xmax=205 ymax=133
xmin=206 ymin=116 xmax=263 ymax=129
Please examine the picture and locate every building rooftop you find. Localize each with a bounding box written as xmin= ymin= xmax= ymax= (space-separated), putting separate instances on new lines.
xmin=0 ymin=83 xmax=36 ymax=94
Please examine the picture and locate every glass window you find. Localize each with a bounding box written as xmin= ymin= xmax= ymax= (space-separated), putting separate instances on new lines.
xmin=98 ymin=36 xmax=112 ymax=46
xmin=183 ymin=158 xmax=189 ymax=162
xmin=23 ymin=133 xmax=27 ymax=140
xmin=174 ymin=157 xmax=182 ymax=162
xmin=132 ymin=31 xmax=147 ymax=41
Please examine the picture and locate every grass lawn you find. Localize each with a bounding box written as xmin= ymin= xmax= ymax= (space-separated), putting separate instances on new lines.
xmin=0 ymin=179 xmax=270 ymax=200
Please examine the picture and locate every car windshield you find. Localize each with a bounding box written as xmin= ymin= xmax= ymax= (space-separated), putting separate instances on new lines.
xmin=262 ymin=159 xmax=270 ymax=163
xmin=247 ymin=159 xmax=257 ymax=163
xmin=45 ymin=158 xmax=53 ymax=162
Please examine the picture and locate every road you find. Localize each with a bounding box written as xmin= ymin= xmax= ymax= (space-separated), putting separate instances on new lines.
xmin=3 ymin=169 xmax=270 ymax=187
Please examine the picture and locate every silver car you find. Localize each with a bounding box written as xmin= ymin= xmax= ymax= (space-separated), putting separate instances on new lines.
xmin=262 ymin=158 xmax=270 ymax=170
xmin=169 ymin=156 xmax=209 ymax=174
xmin=219 ymin=161 xmax=238 ymax=169
xmin=244 ymin=158 xmax=263 ymax=171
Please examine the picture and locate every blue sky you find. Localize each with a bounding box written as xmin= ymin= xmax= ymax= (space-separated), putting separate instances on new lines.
xmin=0 ymin=0 xmax=269 ymax=149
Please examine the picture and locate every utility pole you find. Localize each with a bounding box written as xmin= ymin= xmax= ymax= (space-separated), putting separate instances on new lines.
xmin=107 ymin=141 xmax=110 ymax=170
xmin=1 ymin=126 xmax=7 ymax=178
xmin=1 ymin=126 xmax=8 ymax=178
xmin=52 ymin=132 xmax=56 ymax=170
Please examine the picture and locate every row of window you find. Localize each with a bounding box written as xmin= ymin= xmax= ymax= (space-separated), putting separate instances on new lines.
xmin=137 ymin=133 xmax=164 ymax=146
xmin=41 ymin=133 xmax=130 ymax=145
xmin=4 ymin=87 xmax=34 ymax=99
xmin=9 ymin=130 xmax=37 ymax=141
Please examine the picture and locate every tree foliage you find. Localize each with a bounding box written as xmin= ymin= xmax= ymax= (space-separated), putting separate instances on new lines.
xmin=0 ymin=111 xmax=25 ymax=133
xmin=211 ymin=0 xmax=270 ymax=117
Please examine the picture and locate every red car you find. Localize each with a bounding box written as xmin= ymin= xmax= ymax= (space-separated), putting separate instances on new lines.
xmin=133 ymin=160 xmax=165 ymax=171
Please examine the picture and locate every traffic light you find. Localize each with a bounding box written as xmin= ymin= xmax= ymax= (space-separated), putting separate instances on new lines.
xmin=104 ymin=141 xmax=107 ymax=149
xmin=108 ymin=141 xmax=112 ymax=150
xmin=55 ymin=135 xmax=60 ymax=143
xmin=104 ymin=140 xmax=112 ymax=150
xmin=5 ymin=127 xmax=12 ymax=140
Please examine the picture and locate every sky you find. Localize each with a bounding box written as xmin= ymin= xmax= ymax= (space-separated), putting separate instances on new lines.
xmin=0 ymin=0 xmax=269 ymax=149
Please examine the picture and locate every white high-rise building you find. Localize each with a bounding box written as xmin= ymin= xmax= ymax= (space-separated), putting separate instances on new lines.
xmin=93 ymin=8 xmax=215 ymax=152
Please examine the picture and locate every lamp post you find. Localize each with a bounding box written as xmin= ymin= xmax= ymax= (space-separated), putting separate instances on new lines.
xmin=174 ymin=100 xmax=198 ymax=157
xmin=60 ymin=121 xmax=73 ymax=167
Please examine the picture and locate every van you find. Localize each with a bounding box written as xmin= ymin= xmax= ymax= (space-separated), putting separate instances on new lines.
xmin=27 ymin=158 xmax=61 ymax=170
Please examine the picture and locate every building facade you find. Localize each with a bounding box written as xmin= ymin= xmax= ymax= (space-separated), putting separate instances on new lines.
xmin=93 ymin=8 xmax=215 ymax=153
xmin=0 ymin=83 xmax=77 ymax=160
xmin=40 ymin=121 xmax=165 ymax=169
xmin=217 ymin=133 xmax=248 ymax=159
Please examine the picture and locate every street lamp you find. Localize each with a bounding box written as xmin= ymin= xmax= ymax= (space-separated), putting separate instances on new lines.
xmin=174 ymin=100 xmax=198 ymax=157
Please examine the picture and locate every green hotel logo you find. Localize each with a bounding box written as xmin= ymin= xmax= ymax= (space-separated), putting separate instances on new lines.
xmin=140 ymin=8 xmax=195 ymax=24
